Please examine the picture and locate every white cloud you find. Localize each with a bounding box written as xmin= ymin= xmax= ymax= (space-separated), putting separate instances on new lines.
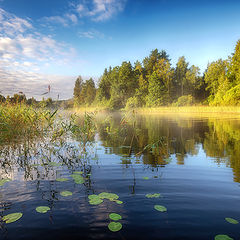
xmin=78 ymin=29 xmax=104 ymax=39
xmin=42 ymin=13 xmax=78 ymax=27
xmin=75 ymin=0 xmax=126 ymax=22
xmin=0 ymin=8 xmax=79 ymax=99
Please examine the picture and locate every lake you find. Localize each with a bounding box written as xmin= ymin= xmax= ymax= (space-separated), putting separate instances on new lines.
xmin=0 ymin=112 xmax=240 ymax=240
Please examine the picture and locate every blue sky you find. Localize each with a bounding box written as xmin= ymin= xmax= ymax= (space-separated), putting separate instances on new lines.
xmin=0 ymin=0 xmax=240 ymax=99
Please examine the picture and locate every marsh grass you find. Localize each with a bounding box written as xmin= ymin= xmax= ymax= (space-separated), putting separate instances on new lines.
xmin=0 ymin=104 xmax=53 ymax=144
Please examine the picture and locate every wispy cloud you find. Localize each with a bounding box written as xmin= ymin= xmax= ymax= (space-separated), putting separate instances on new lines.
xmin=75 ymin=0 xmax=126 ymax=22
xmin=78 ymin=29 xmax=104 ymax=39
xmin=42 ymin=13 xmax=78 ymax=27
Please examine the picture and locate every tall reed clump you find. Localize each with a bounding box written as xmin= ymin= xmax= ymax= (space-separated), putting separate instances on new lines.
xmin=0 ymin=103 xmax=56 ymax=144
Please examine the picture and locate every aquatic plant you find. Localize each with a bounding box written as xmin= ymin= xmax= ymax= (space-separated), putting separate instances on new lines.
xmin=2 ymin=212 xmax=23 ymax=223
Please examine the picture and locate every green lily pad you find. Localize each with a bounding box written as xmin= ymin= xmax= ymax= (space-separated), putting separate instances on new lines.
xmin=60 ymin=191 xmax=72 ymax=197
xmin=88 ymin=194 xmax=100 ymax=200
xmin=0 ymin=178 xmax=11 ymax=186
xmin=2 ymin=212 xmax=23 ymax=223
xmin=215 ymin=235 xmax=233 ymax=240
xmin=71 ymin=174 xmax=84 ymax=184
xmin=143 ymin=177 xmax=149 ymax=180
xmin=146 ymin=193 xmax=161 ymax=198
xmin=48 ymin=162 xmax=62 ymax=167
xmin=109 ymin=213 xmax=122 ymax=221
xmin=154 ymin=205 xmax=167 ymax=212
xmin=108 ymin=222 xmax=122 ymax=232
xmin=89 ymin=198 xmax=103 ymax=205
xmin=56 ymin=178 xmax=68 ymax=182
xmin=115 ymin=200 xmax=123 ymax=204
xmin=36 ymin=206 xmax=50 ymax=213
xmin=225 ymin=217 xmax=239 ymax=224
xmin=98 ymin=192 xmax=119 ymax=200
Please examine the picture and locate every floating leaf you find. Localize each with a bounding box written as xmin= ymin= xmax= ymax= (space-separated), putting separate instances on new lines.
xmin=146 ymin=193 xmax=161 ymax=198
xmin=154 ymin=205 xmax=167 ymax=212
xmin=89 ymin=198 xmax=103 ymax=205
xmin=99 ymin=192 xmax=119 ymax=200
xmin=36 ymin=206 xmax=50 ymax=213
xmin=109 ymin=213 xmax=122 ymax=221
xmin=71 ymin=174 xmax=84 ymax=184
xmin=0 ymin=178 xmax=11 ymax=186
xmin=2 ymin=212 xmax=22 ymax=223
xmin=88 ymin=194 xmax=100 ymax=200
xmin=115 ymin=200 xmax=123 ymax=204
xmin=56 ymin=178 xmax=68 ymax=182
xmin=60 ymin=191 xmax=72 ymax=197
xmin=87 ymin=173 xmax=91 ymax=176
xmin=225 ymin=217 xmax=239 ymax=224
xmin=143 ymin=177 xmax=149 ymax=180
xmin=215 ymin=235 xmax=233 ymax=240
xmin=108 ymin=222 xmax=122 ymax=232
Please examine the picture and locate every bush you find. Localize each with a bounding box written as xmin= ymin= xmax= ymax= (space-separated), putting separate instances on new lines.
xmin=173 ymin=95 xmax=194 ymax=106
xmin=125 ymin=96 xmax=141 ymax=109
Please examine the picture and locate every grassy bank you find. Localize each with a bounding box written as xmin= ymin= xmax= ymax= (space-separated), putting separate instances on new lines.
xmin=134 ymin=106 xmax=240 ymax=118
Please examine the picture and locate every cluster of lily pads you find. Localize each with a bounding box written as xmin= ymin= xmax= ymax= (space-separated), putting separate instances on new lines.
xmin=88 ymin=192 xmax=123 ymax=232
xmin=0 ymin=170 xmax=85 ymax=224
xmin=108 ymin=213 xmax=122 ymax=232
xmin=88 ymin=192 xmax=123 ymax=205
xmin=214 ymin=218 xmax=239 ymax=240
xmin=145 ymin=192 xmax=167 ymax=213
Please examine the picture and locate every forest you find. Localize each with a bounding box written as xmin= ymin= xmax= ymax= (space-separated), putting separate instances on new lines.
xmin=72 ymin=39 xmax=240 ymax=109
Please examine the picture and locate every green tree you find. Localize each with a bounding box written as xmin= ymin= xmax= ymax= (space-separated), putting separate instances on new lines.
xmin=228 ymin=40 xmax=240 ymax=86
xmin=73 ymin=76 xmax=83 ymax=106
xmin=204 ymin=59 xmax=228 ymax=104
xmin=174 ymin=56 xmax=189 ymax=97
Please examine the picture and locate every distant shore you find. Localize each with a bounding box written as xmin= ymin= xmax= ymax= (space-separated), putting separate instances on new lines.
xmin=71 ymin=106 xmax=240 ymax=116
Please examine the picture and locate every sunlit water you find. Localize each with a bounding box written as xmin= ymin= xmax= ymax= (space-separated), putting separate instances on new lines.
xmin=1 ymin=113 xmax=240 ymax=240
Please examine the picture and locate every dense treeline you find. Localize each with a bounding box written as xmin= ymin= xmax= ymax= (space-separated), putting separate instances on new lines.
xmin=73 ymin=39 xmax=240 ymax=109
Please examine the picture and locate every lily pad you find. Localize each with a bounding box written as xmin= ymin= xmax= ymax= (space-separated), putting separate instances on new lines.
xmin=109 ymin=213 xmax=122 ymax=221
xmin=225 ymin=217 xmax=239 ymax=224
xmin=0 ymin=178 xmax=11 ymax=186
xmin=98 ymin=192 xmax=119 ymax=200
xmin=143 ymin=177 xmax=149 ymax=180
xmin=154 ymin=205 xmax=167 ymax=212
xmin=56 ymin=178 xmax=68 ymax=182
xmin=88 ymin=194 xmax=100 ymax=200
xmin=89 ymin=198 xmax=103 ymax=205
xmin=215 ymin=235 xmax=233 ymax=240
xmin=146 ymin=193 xmax=161 ymax=198
xmin=115 ymin=200 xmax=123 ymax=204
xmin=71 ymin=174 xmax=84 ymax=184
xmin=2 ymin=212 xmax=23 ymax=223
xmin=108 ymin=222 xmax=122 ymax=232
xmin=36 ymin=206 xmax=50 ymax=213
xmin=60 ymin=191 xmax=72 ymax=197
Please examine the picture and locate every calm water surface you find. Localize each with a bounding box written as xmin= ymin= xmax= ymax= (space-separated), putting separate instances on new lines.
xmin=1 ymin=113 xmax=240 ymax=240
